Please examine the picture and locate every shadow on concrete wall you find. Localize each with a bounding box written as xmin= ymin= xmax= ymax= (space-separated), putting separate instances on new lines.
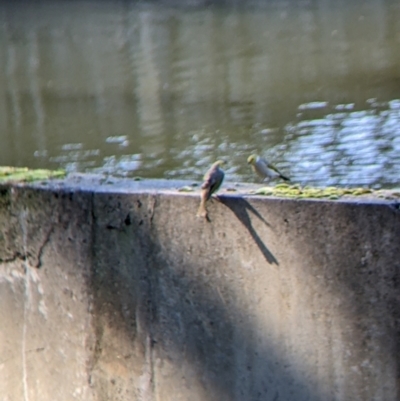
xmin=88 ymin=192 xmax=325 ymax=400
xmin=218 ymin=197 xmax=278 ymax=265
xmin=3 ymin=185 xmax=400 ymax=400
xmin=4 ymin=186 xmax=400 ymax=400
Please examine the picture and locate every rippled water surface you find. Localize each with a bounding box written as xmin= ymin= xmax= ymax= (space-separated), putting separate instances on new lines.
xmin=0 ymin=0 xmax=399 ymax=187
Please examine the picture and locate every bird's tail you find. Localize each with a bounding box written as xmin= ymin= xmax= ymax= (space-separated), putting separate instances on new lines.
xmin=280 ymin=174 xmax=290 ymax=182
xmin=196 ymin=199 xmax=208 ymax=218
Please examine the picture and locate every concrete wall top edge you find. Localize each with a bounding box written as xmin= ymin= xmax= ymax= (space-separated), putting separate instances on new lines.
xmin=0 ymin=173 xmax=398 ymax=207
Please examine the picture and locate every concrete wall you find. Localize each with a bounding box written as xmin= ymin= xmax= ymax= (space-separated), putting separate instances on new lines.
xmin=1 ymin=176 xmax=400 ymax=401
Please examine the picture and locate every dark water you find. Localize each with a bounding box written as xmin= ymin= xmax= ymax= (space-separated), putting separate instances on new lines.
xmin=0 ymin=0 xmax=399 ymax=187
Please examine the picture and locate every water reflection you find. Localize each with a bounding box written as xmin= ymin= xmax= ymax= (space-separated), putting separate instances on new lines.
xmin=0 ymin=0 xmax=399 ymax=187
xmin=284 ymin=100 xmax=400 ymax=187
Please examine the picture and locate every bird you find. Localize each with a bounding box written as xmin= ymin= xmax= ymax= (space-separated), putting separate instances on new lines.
xmin=247 ymin=154 xmax=290 ymax=182
xmin=197 ymin=160 xmax=226 ymax=218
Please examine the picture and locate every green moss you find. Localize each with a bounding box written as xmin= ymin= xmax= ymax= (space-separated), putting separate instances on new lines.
xmin=0 ymin=166 xmax=66 ymax=183
xmin=253 ymin=184 xmax=376 ymax=200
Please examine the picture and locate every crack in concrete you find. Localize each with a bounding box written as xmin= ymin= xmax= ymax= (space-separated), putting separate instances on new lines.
xmin=0 ymin=226 xmax=55 ymax=268
xmin=0 ymin=252 xmax=26 ymax=264
xmin=0 ymin=347 xmax=45 ymax=366
xmin=35 ymin=226 xmax=54 ymax=268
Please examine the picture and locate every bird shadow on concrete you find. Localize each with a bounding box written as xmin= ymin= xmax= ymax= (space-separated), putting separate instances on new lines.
xmin=218 ymin=196 xmax=279 ymax=265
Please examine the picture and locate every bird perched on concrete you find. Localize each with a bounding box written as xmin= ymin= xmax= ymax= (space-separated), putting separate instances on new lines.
xmin=247 ymin=154 xmax=290 ymax=182
xmin=197 ymin=160 xmax=226 ymax=218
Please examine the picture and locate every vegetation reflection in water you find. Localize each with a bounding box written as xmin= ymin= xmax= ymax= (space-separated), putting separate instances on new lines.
xmin=0 ymin=0 xmax=399 ymax=188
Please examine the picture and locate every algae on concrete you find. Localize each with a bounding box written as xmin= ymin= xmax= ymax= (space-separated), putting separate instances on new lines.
xmin=0 ymin=166 xmax=66 ymax=183
xmin=250 ymin=183 xmax=400 ymax=200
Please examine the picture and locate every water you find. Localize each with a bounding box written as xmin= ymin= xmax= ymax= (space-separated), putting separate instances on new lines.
xmin=0 ymin=0 xmax=399 ymax=188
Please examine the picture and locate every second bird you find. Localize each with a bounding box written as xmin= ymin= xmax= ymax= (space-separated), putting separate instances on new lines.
xmin=247 ymin=154 xmax=290 ymax=182
xmin=197 ymin=160 xmax=225 ymax=219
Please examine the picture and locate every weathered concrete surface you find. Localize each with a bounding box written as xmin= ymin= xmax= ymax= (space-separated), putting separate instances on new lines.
xmin=1 ymin=175 xmax=400 ymax=401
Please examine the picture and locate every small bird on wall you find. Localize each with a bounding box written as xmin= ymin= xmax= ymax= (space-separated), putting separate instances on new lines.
xmin=197 ymin=160 xmax=226 ymax=219
xmin=247 ymin=154 xmax=290 ymax=182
